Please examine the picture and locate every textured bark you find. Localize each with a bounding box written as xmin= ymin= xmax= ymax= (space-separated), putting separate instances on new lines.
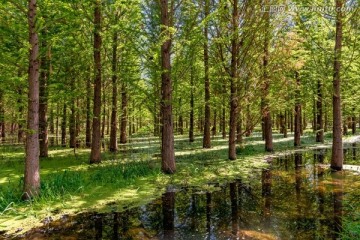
xmin=189 ymin=68 xmax=194 ymax=142
xmin=85 ymin=76 xmax=91 ymax=147
xmin=203 ymin=0 xmax=211 ymax=149
xmin=294 ymin=72 xmax=301 ymax=147
xmin=39 ymin=31 xmax=49 ymax=157
xmin=61 ymin=103 xmax=67 ymax=147
xmin=23 ymin=0 xmax=40 ymax=200
xmin=90 ymin=0 xmax=102 ymax=164
xmin=331 ymin=0 xmax=344 ymax=171
xmin=228 ymin=0 xmax=239 ymax=160
xmin=261 ymin=1 xmax=273 ymax=152
xmin=316 ymin=79 xmax=324 ymax=142
xmin=109 ymin=31 xmax=118 ymax=152
xmin=120 ymin=83 xmax=127 ymax=144
xmin=160 ymin=0 xmax=175 ymax=173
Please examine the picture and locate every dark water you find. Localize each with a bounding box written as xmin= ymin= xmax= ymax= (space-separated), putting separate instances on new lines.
xmin=11 ymin=147 xmax=360 ymax=240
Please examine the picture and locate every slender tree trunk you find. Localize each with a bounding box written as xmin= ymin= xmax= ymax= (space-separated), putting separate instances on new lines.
xmin=17 ymin=88 xmax=25 ymax=143
xmin=0 ymin=91 xmax=5 ymax=142
xmin=110 ymin=31 xmax=118 ymax=152
xmin=212 ymin=110 xmax=217 ymax=138
xmin=160 ymin=0 xmax=175 ymax=173
xmin=294 ymin=72 xmax=301 ymax=147
xmin=352 ymin=111 xmax=356 ymax=134
xmin=228 ymin=0 xmax=238 ymax=160
xmin=316 ymin=79 xmax=324 ymax=142
xmin=203 ymin=0 xmax=211 ymax=148
xmin=90 ymin=0 xmax=102 ymax=164
xmin=49 ymin=108 xmax=54 ymax=134
xmin=120 ymin=83 xmax=127 ymax=144
xmin=61 ymin=103 xmax=67 ymax=147
xmin=280 ymin=113 xmax=287 ymax=138
xmin=39 ymin=30 xmax=49 ymax=157
xmin=69 ymin=98 xmax=76 ymax=148
xmin=178 ymin=98 xmax=183 ymax=135
xmin=324 ymin=103 xmax=328 ymax=132
xmin=331 ymin=0 xmax=344 ymax=171
xmin=23 ymin=0 xmax=40 ymax=200
xmin=236 ymin=109 xmax=242 ymax=144
xmin=85 ymin=76 xmax=92 ymax=147
xmin=261 ymin=0 xmax=273 ymax=152
xmin=189 ymin=68 xmax=194 ymax=142
xmin=101 ymin=82 xmax=106 ymax=139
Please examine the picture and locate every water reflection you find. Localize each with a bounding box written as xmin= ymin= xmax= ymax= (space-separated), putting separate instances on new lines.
xmin=9 ymin=149 xmax=360 ymax=240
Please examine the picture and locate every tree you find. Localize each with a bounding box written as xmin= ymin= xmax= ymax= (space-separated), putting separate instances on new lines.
xmin=160 ymin=0 xmax=175 ymax=174
xmin=331 ymin=0 xmax=344 ymax=171
xmin=90 ymin=0 xmax=102 ymax=164
xmin=23 ymin=0 xmax=40 ymax=200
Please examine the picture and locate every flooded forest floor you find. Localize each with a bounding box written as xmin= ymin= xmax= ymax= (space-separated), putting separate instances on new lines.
xmin=0 ymin=131 xmax=360 ymax=239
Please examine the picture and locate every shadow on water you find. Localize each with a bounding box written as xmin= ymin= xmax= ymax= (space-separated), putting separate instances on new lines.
xmin=9 ymin=148 xmax=360 ymax=240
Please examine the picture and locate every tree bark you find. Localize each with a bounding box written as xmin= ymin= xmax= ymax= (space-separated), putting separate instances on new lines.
xmin=228 ymin=0 xmax=238 ymax=160
xmin=0 ymin=91 xmax=4 ymax=142
xmin=261 ymin=0 xmax=273 ymax=152
xmin=294 ymin=72 xmax=301 ymax=147
xmin=110 ymin=31 xmax=118 ymax=152
xmin=160 ymin=0 xmax=176 ymax=173
xmin=203 ymin=0 xmax=211 ymax=149
xmin=90 ymin=0 xmax=102 ymax=164
xmin=69 ymin=97 xmax=76 ymax=148
xmin=85 ymin=75 xmax=92 ymax=147
xmin=120 ymin=83 xmax=127 ymax=144
xmin=61 ymin=103 xmax=67 ymax=147
xmin=189 ymin=67 xmax=194 ymax=142
xmin=23 ymin=0 xmax=40 ymax=200
xmin=316 ymin=79 xmax=324 ymax=142
xmin=331 ymin=0 xmax=344 ymax=171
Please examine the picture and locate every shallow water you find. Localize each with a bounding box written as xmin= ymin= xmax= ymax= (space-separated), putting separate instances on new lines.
xmin=11 ymin=147 xmax=360 ymax=239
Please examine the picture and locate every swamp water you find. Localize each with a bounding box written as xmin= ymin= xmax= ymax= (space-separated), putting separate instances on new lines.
xmin=10 ymin=147 xmax=360 ymax=239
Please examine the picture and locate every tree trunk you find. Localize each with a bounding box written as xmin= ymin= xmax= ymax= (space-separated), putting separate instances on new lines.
xmin=331 ymin=0 xmax=344 ymax=171
xmin=236 ymin=109 xmax=242 ymax=144
xmin=17 ymin=88 xmax=25 ymax=143
xmin=212 ymin=110 xmax=217 ymax=138
xmin=110 ymin=31 xmax=118 ymax=152
xmin=316 ymin=79 xmax=324 ymax=142
xmin=352 ymin=111 xmax=356 ymax=134
xmin=203 ymin=0 xmax=211 ymax=149
xmin=261 ymin=0 xmax=273 ymax=152
xmin=120 ymin=83 xmax=127 ymax=144
xmin=160 ymin=0 xmax=175 ymax=173
xmin=280 ymin=113 xmax=287 ymax=138
xmin=85 ymin=76 xmax=92 ymax=148
xmin=69 ymin=98 xmax=76 ymax=148
xmin=228 ymin=0 xmax=238 ymax=160
xmin=294 ymin=72 xmax=301 ymax=147
xmin=90 ymin=0 xmax=102 ymax=164
xmin=61 ymin=103 xmax=67 ymax=147
xmin=39 ymin=30 xmax=49 ymax=157
xmin=189 ymin=68 xmax=194 ymax=142
xmin=178 ymin=98 xmax=183 ymax=135
xmin=101 ymin=82 xmax=106 ymax=139
xmin=0 ymin=91 xmax=5 ymax=142
xmin=23 ymin=0 xmax=40 ymax=200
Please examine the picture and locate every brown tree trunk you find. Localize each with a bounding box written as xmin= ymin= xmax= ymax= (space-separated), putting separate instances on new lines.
xmin=236 ymin=109 xmax=242 ymax=144
xmin=69 ymin=98 xmax=76 ymax=148
xmin=178 ymin=98 xmax=183 ymax=135
xmin=0 ymin=91 xmax=4 ymax=142
xmin=228 ymin=0 xmax=238 ymax=160
xmin=331 ymin=0 xmax=344 ymax=171
xmin=49 ymin=108 xmax=54 ymax=134
xmin=352 ymin=111 xmax=356 ymax=134
xmin=39 ymin=30 xmax=49 ymax=157
xmin=280 ymin=113 xmax=287 ymax=138
xmin=189 ymin=68 xmax=194 ymax=142
xmin=23 ymin=0 xmax=40 ymax=200
xmin=203 ymin=0 xmax=211 ymax=149
xmin=110 ymin=31 xmax=118 ymax=152
xmin=90 ymin=0 xmax=102 ymax=164
xmin=212 ymin=110 xmax=217 ymax=138
xmin=85 ymin=76 xmax=92 ymax=147
xmin=120 ymin=83 xmax=127 ymax=144
xmin=160 ymin=0 xmax=175 ymax=173
xmin=294 ymin=72 xmax=301 ymax=147
xmin=101 ymin=82 xmax=106 ymax=139
xmin=61 ymin=103 xmax=67 ymax=147
xmin=316 ymin=79 xmax=324 ymax=142
xmin=261 ymin=0 xmax=273 ymax=152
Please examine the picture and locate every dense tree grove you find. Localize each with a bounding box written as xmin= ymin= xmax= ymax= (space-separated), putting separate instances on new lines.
xmin=0 ymin=0 xmax=359 ymax=195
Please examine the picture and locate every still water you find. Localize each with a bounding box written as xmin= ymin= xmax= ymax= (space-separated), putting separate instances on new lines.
xmin=15 ymin=147 xmax=360 ymax=239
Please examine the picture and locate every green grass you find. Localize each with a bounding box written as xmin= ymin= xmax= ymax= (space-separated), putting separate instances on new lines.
xmin=0 ymin=130 xmax=358 ymax=235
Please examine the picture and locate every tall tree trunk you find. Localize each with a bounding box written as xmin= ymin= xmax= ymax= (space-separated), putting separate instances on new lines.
xmin=85 ymin=76 xmax=92 ymax=147
xmin=23 ymin=0 xmax=40 ymax=200
xmin=110 ymin=31 xmax=118 ymax=152
xmin=160 ymin=0 xmax=175 ymax=173
xmin=90 ymin=0 xmax=102 ymax=164
xmin=49 ymin=108 xmax=55 ymax=134
xmin=178 ymin=98 xmax=183 ymax=135
xmin=294 ymin=72 xmax=301 ymax=147
xmin=261 ymin=0 xmax=273 ymax=152
xmin=203 ymin=0 xmax=211 ymax=149
xmin=352 ymin=111 xmax=356 ymax=134
xmin=212 ymin=110 xmax=217 ymax=138
xmin=316 ymin=79 xmax=324 ymax=142
xmin=189 ymin=67 xmax=194 ymax=142
xmin=228 ymin=0 xmax=238 ymax=160
xmin=236 ymin=109 xmax=242 ymax=144
xmin=39 ymin=29 xmax=49 ymax=157
xmin=0 ymin=91 xmax=4 ymax=142
xmin=331 ymin=0 xmax=344 ymax=171
xmin=69 ymin=98 xmax=76 ymax=148
xmin=61 ymin=103 xmax=67 ymax=147
xmin=120 ymin=83 xmax=127 ymax=144
xmin=101 ymin=82 xmax=106 ymax=139
xmin=17 ymin=88 xmax=25 ymax=143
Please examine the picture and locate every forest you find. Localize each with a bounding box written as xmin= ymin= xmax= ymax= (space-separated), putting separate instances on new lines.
xmin=0 ymin=0 xmax=360 ymax=239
